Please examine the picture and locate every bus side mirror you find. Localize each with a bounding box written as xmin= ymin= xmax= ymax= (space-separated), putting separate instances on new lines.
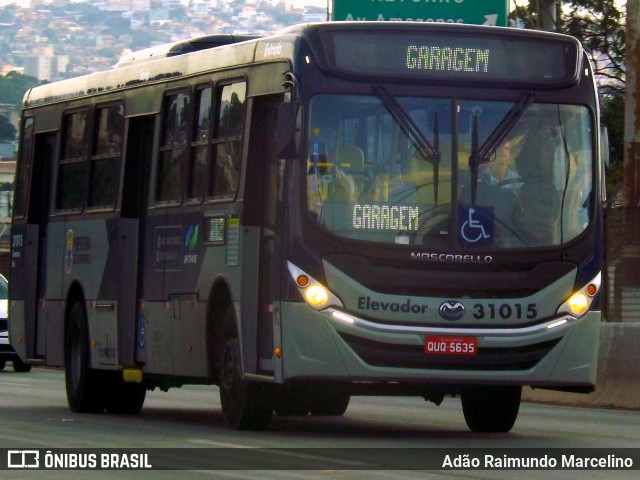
xmin=275 ymin=102 xmax=298 ymax=160
xmin=600 ymin=125 xmax=610 ymax=169
xmin=600 ymin=125 xmax=610 ymax=205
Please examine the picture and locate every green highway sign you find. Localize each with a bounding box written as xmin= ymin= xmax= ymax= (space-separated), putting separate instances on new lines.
xmin=332 ymin=0 xmax=508 ymax=27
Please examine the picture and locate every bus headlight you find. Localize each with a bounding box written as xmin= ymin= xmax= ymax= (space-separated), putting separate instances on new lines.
xmin=556 ymin=272 xmax=601 ymax=318
xmin=567 ymin=292 xmax=589 ymax=316
xmin=305 ymin=285 xmax=329 ymax=307
xmin=287 ymin=261 xmax=343 ymax=311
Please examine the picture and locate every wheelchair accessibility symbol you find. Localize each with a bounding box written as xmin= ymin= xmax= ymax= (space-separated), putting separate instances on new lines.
xmin=458 ymin=206 xmax=494 ymax=246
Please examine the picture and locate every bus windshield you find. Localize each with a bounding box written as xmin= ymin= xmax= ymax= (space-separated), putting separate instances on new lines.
xmin=306 ymin=94 xmax=593 ymax=249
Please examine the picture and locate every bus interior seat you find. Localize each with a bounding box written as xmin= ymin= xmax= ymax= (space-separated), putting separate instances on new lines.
xmin=333 ymin=145 xmax=365 ymax=202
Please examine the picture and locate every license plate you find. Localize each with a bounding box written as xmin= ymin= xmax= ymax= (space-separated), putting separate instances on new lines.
xmin=424 ymin=335 xmax=477 ymax=356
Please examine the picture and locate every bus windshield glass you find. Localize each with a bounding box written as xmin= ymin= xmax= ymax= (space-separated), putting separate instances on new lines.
xmin=306 ymin=94 xmax=593 ymax=249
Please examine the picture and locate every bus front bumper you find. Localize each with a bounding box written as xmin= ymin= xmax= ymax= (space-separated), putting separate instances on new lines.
xmin=279 ymin=302 xmax=599 ymax=391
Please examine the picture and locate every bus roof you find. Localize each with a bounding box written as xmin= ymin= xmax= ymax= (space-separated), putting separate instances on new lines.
xmin=114 ymin=34 xmax=262 ymax=68
xmin=22 ymin=32 xmax=292 ymax=108
xmin=22 ymin=22 xmax=583 ymax=108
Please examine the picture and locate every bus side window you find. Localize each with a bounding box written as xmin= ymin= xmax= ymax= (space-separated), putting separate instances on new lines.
xmin=209 ymin=81 xmax=246 ymax=199
xmin=157 ymin=91 xmax=190 ymax=203
xmin=88 ymin=104 xmax=123 ymax=209
xmin=57 ymin=110 xmax=89 ymax=211
xmin=13 ymin=117 xmax=34 ymax=218
xmin=188 ymin=86 xmax=212 ymax=201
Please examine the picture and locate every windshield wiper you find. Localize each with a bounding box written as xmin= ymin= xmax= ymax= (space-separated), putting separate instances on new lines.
xmin=468 ymin=92 xmax=535 ymax=204
xmin=373 ymin=85 xmax=441 ymax=205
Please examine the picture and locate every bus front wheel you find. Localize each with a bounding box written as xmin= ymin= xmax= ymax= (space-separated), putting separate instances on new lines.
xmin=64 ymin=302 xmax=107 ymax=413
xmin=218 ymin=337 xmax=273 ymax=430
xmin=461 ymin=385 xmax=521 ymax=433
xmin=309 ymin=391 xmax=350 ymax=416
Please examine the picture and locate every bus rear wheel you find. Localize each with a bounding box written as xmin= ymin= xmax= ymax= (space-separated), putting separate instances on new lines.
xmin=219 ymin=337 xmax=273 ymax=430
xmin=13 ymin=357 xmax=32 ymax=373
xmin=64 ymin=302 xmax=107 ymax=413
xmin=105 ymin=373 xmax=146 ymax=414
xmin=461 ymin=385 xmax=521 ymax=433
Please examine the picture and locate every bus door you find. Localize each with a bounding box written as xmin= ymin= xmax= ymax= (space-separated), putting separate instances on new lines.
xmin=24 ymin=132 xmax=56 ymax=360
xmin=242 ymin=95 xmax=285 ymax=377
xmin=143 ymin=89 xmax=203 ymax=377
xmin=120 ymin=115 xmax=155 ymax=366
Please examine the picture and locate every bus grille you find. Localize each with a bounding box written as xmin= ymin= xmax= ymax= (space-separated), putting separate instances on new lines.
xmin=338 ymin=332 xmax=561 ymax=371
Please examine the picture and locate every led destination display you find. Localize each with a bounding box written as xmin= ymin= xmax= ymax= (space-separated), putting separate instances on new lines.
xmin=406 ymin=45 xmax=490 ymax=73
xmin=318 ymin=28 xmax=581 ymax=86
xmin=352 ymin=204 xmax=419 ymax=231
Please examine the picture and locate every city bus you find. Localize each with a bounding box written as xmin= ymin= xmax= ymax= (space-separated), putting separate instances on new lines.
xmin=9 ymin=22 xmax=604 ymax=432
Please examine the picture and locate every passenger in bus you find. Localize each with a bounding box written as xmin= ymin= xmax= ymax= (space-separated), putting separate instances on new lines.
xmin=332 ymin=145 xmax=366 ymax=202
xmin=307 ymin=105 xmax=341 ymax=211
xmin=512 ymin=129 xmax=561 ymax=246
xmin=213 ymin=142 xmax=240 ymax=196
xmin=158 ymin=148 xmax=187 ymax=202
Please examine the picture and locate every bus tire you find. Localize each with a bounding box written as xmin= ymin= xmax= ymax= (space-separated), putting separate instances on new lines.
xmin=274 ymin=387 xmax=310 ymax=416
xmin=0 ymin=359 xmax=5 ymax=371
xmin=309 ymin=392 xmax=350 ymax=416
xmin=219 ymin=337 xmax=273 ymax=430
xmin=12 ymin=357 xmax=32 ymax=373
xmin=64 ymin=302 xmax=107 ymax=413
xmin=461 ymin=385 xmax=521 ymax=433
xmin=105 ymin=373 xmax=146 ymax=414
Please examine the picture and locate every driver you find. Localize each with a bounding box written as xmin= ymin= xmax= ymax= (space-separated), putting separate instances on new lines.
xmin=480 ymin=133 xmax=523 ymax=187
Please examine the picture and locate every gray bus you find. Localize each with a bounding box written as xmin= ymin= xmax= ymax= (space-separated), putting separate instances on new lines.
xmin=10 ymin=22 xmax=603 ymax=432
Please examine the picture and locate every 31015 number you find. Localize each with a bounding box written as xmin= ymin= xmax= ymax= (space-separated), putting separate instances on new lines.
xmin=472 ymin=303 xmax=537 ymax=320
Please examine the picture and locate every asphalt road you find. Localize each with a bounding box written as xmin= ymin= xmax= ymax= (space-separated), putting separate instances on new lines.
xmin=0 ymin=367 xmax=638 ymax=479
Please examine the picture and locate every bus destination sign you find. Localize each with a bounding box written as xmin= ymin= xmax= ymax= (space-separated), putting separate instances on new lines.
xmin=318 ymin=29 xmax=581 ymax=87
xmin=406 ymin=45 xmax=490 ymax=74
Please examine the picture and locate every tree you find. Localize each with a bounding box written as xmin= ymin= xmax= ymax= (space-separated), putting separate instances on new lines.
xmin=511 ymin=1 xmax=625 ymax=96
xmin=563 ymin=0 xmax=625 ymax=96
xmin=0 ymin=115 xmax=16 ymax=142
xmin=0 ymin=72 xmax=44 ymax=107
xmin=511 ymin=1 xmax=625 ymax=196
